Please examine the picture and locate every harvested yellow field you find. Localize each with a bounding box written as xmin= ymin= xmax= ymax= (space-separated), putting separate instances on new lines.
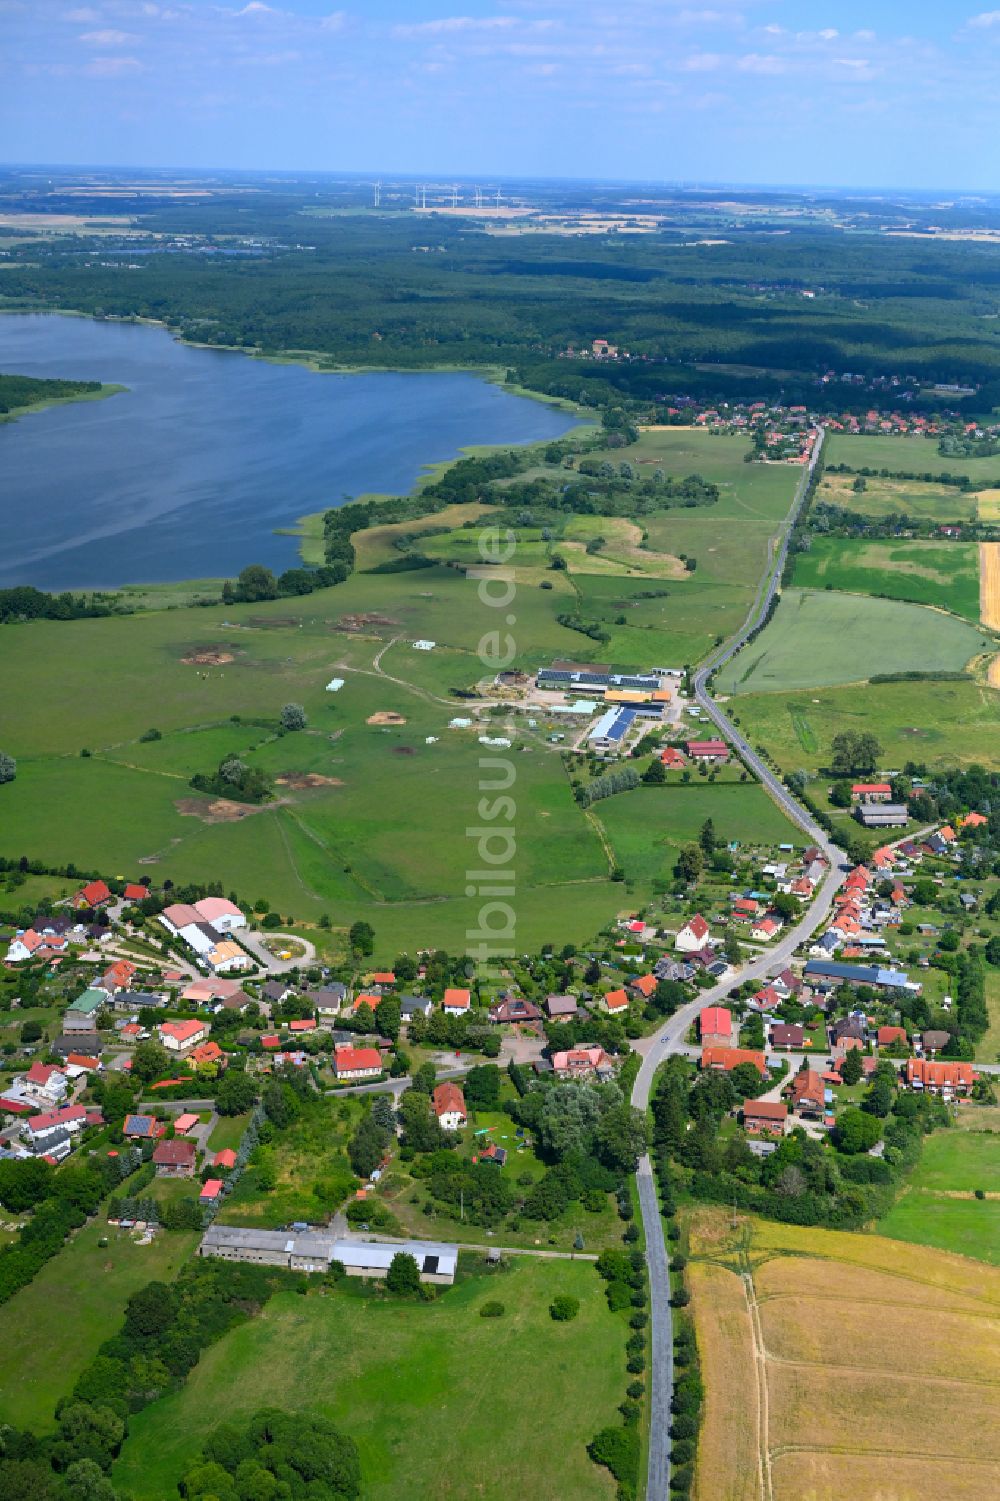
xmin=980 ymin=541 xmax=1000 ymax=629
xmin=689 ymin=1262 xmax=760 ymax=1501
xmin=686 ymin=1210 xmax=1000 ymax=1501
xmin=976 ymin=488 xmax=1000 ymax=521
xmin=772 ymin=1450 xmax=999 ymax=1501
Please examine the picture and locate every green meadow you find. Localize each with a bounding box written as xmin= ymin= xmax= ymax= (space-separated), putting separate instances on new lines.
xmin=113 ymin=1259 xmax=624 ymax=1501
xmin=792 ymin=537 xmax=982 ymax=622
xmin=825 ymin=431 xmax=1000 ymax=485
xmin=0 ymin=1219 xmax=198 ymax=1432
xmin=878 ymin=1114 xmax=1000 ymax=1266
xmin=715 ymin=588 xmax=991 ymax=694
xmin=816 ymin=469 xmax=978 ymax=524
xmin=728 ymin=678 xmax=1000 ymax=774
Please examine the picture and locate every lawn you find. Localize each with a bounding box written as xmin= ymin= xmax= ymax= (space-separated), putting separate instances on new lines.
xmin=791 ymin=536 xmax=982 ymax=622
xmin=715 ymin=587 xmax=991 ymax=694
xmin=113 ymin=1258 xmax=623 ymax=1501
xmin=876 ymin=1194 xmax=1000 ymax=1266
xmin=686 ymin=1206 xmax=1000 ymax=1501
xmin=0 ymin=1219 xmax=197 ymax=1431
xmin=904 ymin=1127 xmax=1000 ymax=1194
xmin=876 ymin=1110 xmax=1000 ymax=1264
xmin=207 ymin=1112 xmax=253 ymax=1153
xmin=728 ymin=677 xmax=1000 ymax=774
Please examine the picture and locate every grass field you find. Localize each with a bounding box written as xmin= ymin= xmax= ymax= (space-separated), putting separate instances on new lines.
xmin=825 ymin=431 xmax=1000 ymax=485
xmin=792 ymin=536 xmax=982 ymax=621
xmin=0 ymin=1219 xmax=197 ymax=1431
xmin=876 ymin=1108 xmax=1000 ymax=1264
xmin=728 ymin=677 xmax=1000 ymax=774
xmin=816 ymin=469 xmax=978 ymax=523
xmin=715 ymin=587 xmax=991 ymax=694
xmin=686 ymin=1206 xmax=1000 ymax=1501
xmin=978 ymin=972 xmax=1000 ymax=1062
xmin=113 ymin=1258 xmax=622 ymax=1501
xmin=217 ymin=1095 xmax=360 ymax=1228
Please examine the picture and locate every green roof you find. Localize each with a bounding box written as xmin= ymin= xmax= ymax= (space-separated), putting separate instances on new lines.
xmin=68 ymin=988 xmax=105 ymax=1014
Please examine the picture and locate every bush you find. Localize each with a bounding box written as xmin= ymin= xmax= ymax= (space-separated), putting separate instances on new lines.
xmin=480 ymin=1300 xmax=505 ymax=1318
xmin=588 ymin=1424 xmax=639 ymax=1490
xmin=550 ymin=1295 xmax=580 ymax=1322
xmin=626 ymin=1353 xmax=646 ymax=1374
xmin=606 ymin=1281 xmax=631 ymax=1312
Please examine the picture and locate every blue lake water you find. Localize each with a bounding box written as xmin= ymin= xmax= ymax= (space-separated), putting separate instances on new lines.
xmin=0 ymin=314 xmax=579 ymax=590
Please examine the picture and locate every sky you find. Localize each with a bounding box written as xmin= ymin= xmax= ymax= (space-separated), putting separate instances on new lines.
xmin=4 ymin=1 xmax=1000 ymax=189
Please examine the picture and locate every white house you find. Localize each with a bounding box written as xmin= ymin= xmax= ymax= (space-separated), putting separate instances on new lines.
xmin=19 ymin=1063 xmax=68 ymax=1109
xmin=159 ymin=1019 xmax=209 ymax=1053
xmin=193 ymin=898 xmax=247 ymax=933
xmin=442 ymin=988 xmax=471 ymax=1017
xmin=675 ymin=914 xmax=711 ymax=953
xmin=432 ymin=1083 xmax=467 ymax=1131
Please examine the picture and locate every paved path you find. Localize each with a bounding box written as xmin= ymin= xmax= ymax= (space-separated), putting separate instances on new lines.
xmin=630 ymin=429 xmax=853 ymax=1500
xmin=240 ymin=929 xmax=317 ymax=974
xmin=343 ymin=1230 xmax=598 ymax=1262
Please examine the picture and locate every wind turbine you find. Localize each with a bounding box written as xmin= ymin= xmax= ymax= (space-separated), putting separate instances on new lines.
xmin=494 ymin=187 xmax=502 ymax=213
xmin=373 ymin=180 xmax=382 ymax=208
xmin=451 ymin=183 xmax=459 ymax=208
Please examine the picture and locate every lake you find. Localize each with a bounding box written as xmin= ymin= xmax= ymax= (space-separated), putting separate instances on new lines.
xmin=0 ymin=314 xmax=580 ymax=590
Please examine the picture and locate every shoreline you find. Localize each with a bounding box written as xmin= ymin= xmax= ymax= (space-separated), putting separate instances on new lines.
xmin=0 ymin=381 xmax=125 ymax=426
xmin=0 ymin=307 xmax=593 ymax=599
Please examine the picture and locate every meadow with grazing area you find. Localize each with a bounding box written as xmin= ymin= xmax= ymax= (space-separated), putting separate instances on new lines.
xmin=876 ymin=1108 xmax=1000 ymax=1265
xmin=113 ymin=1258 xmax=623 ymax=1501
xmin=816 ymin=468 xmax=978 ymax=523
xmin=685 ymin=1206 xmax=1000 ymax=1501
xmin=792 ymin=536 xmax=982 ymax=621
xmin=0 ymin=1219 xmax=198 ymax=1432
xmin=715 ymin=587 xmax=991 ymax=694
xmin=825 ymin=431 xmax=1000 ymax=485
xmin=728 ymin=677 xmax=1000 ymax=774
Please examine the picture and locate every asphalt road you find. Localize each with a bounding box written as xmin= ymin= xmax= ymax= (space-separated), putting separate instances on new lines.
xmin=630 ymin=429 xmax=855 ymax=1500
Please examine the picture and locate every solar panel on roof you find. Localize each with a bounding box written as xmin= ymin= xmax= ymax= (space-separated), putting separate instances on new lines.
xmin=423 ymin=1255 xmax=439 ymax=1273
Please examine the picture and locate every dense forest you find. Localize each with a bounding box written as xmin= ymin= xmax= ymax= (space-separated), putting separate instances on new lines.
xmin=6 ymin=177 xmax=1000 ymax=407
xmin=0 ymin=372 xmax=102 ymax=414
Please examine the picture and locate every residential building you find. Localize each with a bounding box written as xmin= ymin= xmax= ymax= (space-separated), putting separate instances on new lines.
xmin=742 ymin=1100 xmax=788 ymax=1139
xmin=700 ymin=1047 xmax=767 ymax=1075
xmin=628 ymin=973 xmax=657 ymax=1003
xmin=905 ymin=1059 xmax=975 ymax=1095
xmin=488 ymin=997 xmax=542 ymax=1025
xmin=851 ymin=783 xmax=893 ymax=803
xmin=877 ymin=1025 xmax=908 ymax=1049
xmin=699 ymin=1007 xmax=732 ymax=1048
xmin=545 ymin=994 xmax=579 ymax=1021
xmin=333 ymin=1046 xmax=383 ymax=1082
xmin=751 ymin=917 xmax=780 ymax=942
xmin=442 ymin=988 xmax=471 ymax=1016
xmin=685 ymin=739 xmax=729 ymax=762
xmin=432 ymin=1082 xmax=467 ymax=1130
xmin=159 ymin=1019 xmax=209 ymax=1054
xmin=23 ymin=1104 xmax=87 ymax=1156
xmin=152 ymin=1139 xmax=197 ymax=1178
xmin=73 ymin=880 xmax=112 ymax=910
xmin=312 ymin=984 xmax=346 ymax=1020
xmin=770 ymin=1023 xmax=805 ymax=1050
xmin=603 ymin=989 xmax=629 ymax=1015
xmin=551 ymin=1046 xmax=613 ymax=1079
xmin=788 ymin=1068 xmax=824 ymax=1116
xmin=399 ymin=995 xmax=432 ymax=1021
xmin=676 ymin=914 xmax=711 ymax=953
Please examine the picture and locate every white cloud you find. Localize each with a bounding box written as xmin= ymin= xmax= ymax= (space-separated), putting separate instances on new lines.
xmin=818 ymin=28 xmax=839 ymax=41
xmin=319 ymin=10 xmax=346 ymax=31
xmin=79 ymin=29 xmax=138 ymax=46
xmin=84 ymin=55 xmax=144 ymax=75
xmin=737 ymin=52 xmax=786 ymax=74
xmin=682 ymin=51 xmax=723 ymax=71
xmin=63 ymin=6 xmax=100 ymax=18
xmin=674 ymin=8 xmax=739 ymax=23
xmin=391 ymin=16 xmax=520 ymax=39
xmin=968 ymin=10 xmax=1000 ymax=26
xmin=234 ymin=2 xmax=276 ymax=15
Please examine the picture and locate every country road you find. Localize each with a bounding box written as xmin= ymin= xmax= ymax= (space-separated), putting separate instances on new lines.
xmin=630 ymin=429 xmax=850 ymax=1500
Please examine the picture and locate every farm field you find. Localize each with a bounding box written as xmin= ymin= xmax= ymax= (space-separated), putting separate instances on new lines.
xmin=727 ymin=677 xmax=1000 ymax=773
xmin=791 ymin=536 xmax=982 ymax=621
xmin=825 ymin=431 xmax=1000 ymax=485
xmin=0 ymin=1218 xmax=198 ymax=1432
xmin=982 ymin=541 xmax=1000 ymax=631
xmin=816 ymin=468 xmax=978 ymax=523
xmin=113 ymin=1258 xmax=623 ymax=1501
xmin=715 ymin=587 xmax=991 ymax=694
xmin=685 ymin=1206 xmax=1000 ymax=1501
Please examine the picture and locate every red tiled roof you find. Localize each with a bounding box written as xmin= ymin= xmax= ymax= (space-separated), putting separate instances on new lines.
xmin=682 ymin=914 xmax=710 ymax=941
xmin=629 ymin=973 xmax=657 ymax=998
xmin=189 ymin=1041 xmax=224 ymax=1066
xmin=78 ymin=880 xmax=112 ymax=906
xmin=443 ymin=988 xmax=471 ymax=1010
xmin=200 ymin=1178 xmax=223 ymax=1200
xmin=743 ymin=1100 xmax=787 ymax=1121
xmin=214 ymin=1148 xmax=237 ymax=1169
xmin=433 ymin=1082 xmax=467 ymax=1118
xmin=152 ymin=1139 xmax=196 ymax=1165
xmin=700 ymin=1006 xmax=732 ymax=1039
xmin=123 ymin=883 xmax=149 ymax=901
xmin=28 ymin=1104 xmax=86 ymax=1133
xmin=604 ymin=988 xmax=629 ymax=1011
xmin=700 ymin=1047 xmax=766 ymax=1074
xmin=906 ymin=1058 xmax=974 ymax=1089
xmin=160 ymin=1020 xmax=205 ymax=1044
xmin=334 ymin=1046 xmax=382 ymax=1075
xmin=877 ymin=1026 xmax=908 ymax=1047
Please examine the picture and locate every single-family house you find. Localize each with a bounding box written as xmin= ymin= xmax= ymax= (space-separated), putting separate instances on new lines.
xmin=214 ymin=1148 xmax=237 ymax=1170
xmin=603 ymin=988 xmax=629 ymax=1015
xmin=771 ymin=968 xmax=802 ymax=999
xmin=545 ymin=994 xmax=579 ymax=1021
xmin=101 ymin=959 xmax=137 ymax=994
xmin=152 ymin=1139 xmax=197 ymax=1178
xmin=700 ymin=1047 xmax=767 ymax=1075
xmin=699 ymin=1007 xmax=732 ymax=1048
xmin=788 ymin=1067 xmax=824 ymax=1116
xmin=312 ymin=984 xmax=346 ymax=1020
xmin=628 ymin=973 xmax=657 ymax=1003
xmin=123 ymin=883 xmax=149 ymax=903
xmin=192 ymin=898 xmax=246 ymax=932
xmin=742 ymin=1100 xmax=788 ymax=1139
xmin=488 ymin=997 xmax=542 ymax=1025
xmin=399 ymin=995 xmax=433 ymax=1021
xmin=432 ymin=1082 xmax=467 ymax=1130
xmin=552 ymin=1046 xmax=614 ymax=1079
xmin=333 ymin=1046 xmax=383 ymax=1082
xmin=123 ymin=1113 xmax=166 ymax=1140
xmin=660 ymin=746 xmax=687 ymax=770
xmin=675 ymin=914 xmax=711 ymax=953
xmin=23 ymin=1104 xmax=87 ymax=1156
xmin=748 ymin=985 xmax=781 ymax=1013
xmin=877 ymin=1025 xmax=908 ymax=1050
xmin=21 ymin=1063 xmax=68 ymax=1108
xmin=182 ymin=977 xmax=244 ymax=1006
xmin=751 ymin=917 xmax=780 ymax=942
xmin=73 ymin=880 xmax=112 ymax=910
xmin=442 ymin=988 xmax=471 ymax=1016
xmin=159 ymin=1019 xmax=209 ymax=1054
xmin=189 ymin=1040 xmax=226 ymax=1069
xmin=770 ymin=1023 xmax=805 ymax=1050
xmin=921 ymin=1029 xmax=950 ymax=1054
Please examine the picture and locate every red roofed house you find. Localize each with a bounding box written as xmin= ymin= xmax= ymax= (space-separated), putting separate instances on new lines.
xmin=700 ymin=1047 xmax=767 ymax=1076
xmin=770 ymin=1023 xmax=805 ymax=1050
xmin=732 ymin=898 xmax=760 ymax=923
xmin=960 ymin=811 xmax=989 ymax=829
xmin=24 ymin=1104 xmax=87 ymax=1152
xmin=552 ymin=1046 xmax=613 ymax=1079
xmin=751 ymin=917 xmax=780 ymax=942
xmin=152 ymin=1138 xmax=197 ymax=1178
xmin=676 ymin=914 xmax=711 ymax=953
xmin=748 ymin=985 xmax=781 ymax=1013
xmin=906 ymin=1058 xmax=974 ymax=1095
xmin=200 ymin=1178 xmax=224 ymax=1203
xmin=214 ymin=1148 xmax=237 ymax=1170
xmin=189 ymin=1040 xmax=226 ymax=1069
xmin=939 ymin=825 xmax=957 ymax=844
xmin=660 ymin=746 xmax=687 ymax=770
xmin=289 ymin=1019 xmax=316 ymax=1033
xmin=123 ymin=883 xmax=149 ymax=902
xmin=686 ymin=739 xmax=730 ymax=763
xmin=369 ymin=971 xmax=396 ymax=987
xmin=352 ymin=993 xmax=382 ymax=1015
xmin=877 ymin=1025 xmax=908 ymax=1050
xmin=101 ymin=959 xmax=137 ymax=993
xmin=65 ymin=1053 xmax=102 ymax=1076
xmin=699 ymin=1007 xmax=732 ymax=1048
xmin=443 ymin=988 xmax=471 ymax=1016
xmin=603 ymin=988 xmax=629 ymax=1015
xmin=851 ymin=783 xmax=892 ymax=803
xmin=334 ymin=1046 xmax=383 ymax=1082
xmin=432 ymin=1082 xmax=467 ymax=1131
xmin=788 ymin=1067 xmax=824 ymax=1117
xmin=628 ymin=974 xmax=657 ymax=1002
xmin=22 ymin=1062 xmax=68 ymax=1106
xmin=261 ymin=1035 xmax=282 ymax=1050
xmin=159 ymin=1019 xmax=208 ymax=1054
xmin=73 ymin=879 xmax=112 ymax=910
xmin=742 ymin=1100 xmax=788 ymax=1139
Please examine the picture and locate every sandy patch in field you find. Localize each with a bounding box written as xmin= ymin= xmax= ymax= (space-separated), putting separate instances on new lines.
xmin=175 ymin=797 xmax=269 ymax=823
xmin=181 ymin=647 xmax=235 ymax=666
xmin=980 ymin=542 xmax=1000 ymax=629
xmin=274 ymin=773 xmax=344 ymax=789
xmin=336 ymin=612 xmax=400 ymax=631
xmin=367 ymin=711 xmax=407 ymax=725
